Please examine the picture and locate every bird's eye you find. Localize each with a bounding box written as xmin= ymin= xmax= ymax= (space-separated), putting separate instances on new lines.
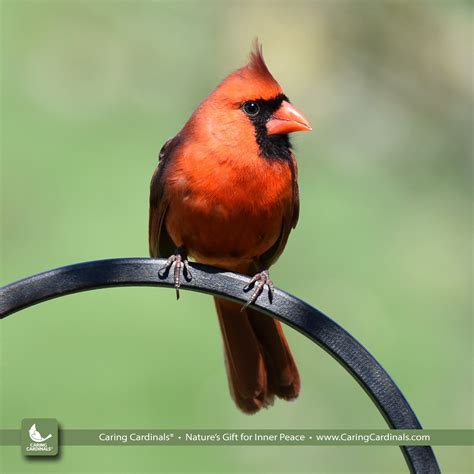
xmin=243 ymin=101 xmax=260 ymax=117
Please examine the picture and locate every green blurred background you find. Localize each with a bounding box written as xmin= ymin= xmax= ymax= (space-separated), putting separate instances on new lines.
xmin=1 ymin=1 xmax=472 ymax=473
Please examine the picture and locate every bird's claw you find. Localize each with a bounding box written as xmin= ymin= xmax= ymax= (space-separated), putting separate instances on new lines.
xmin=241 ymin=270 xmax=274 ymax=311
xmin=158 ymin=248 xmax=192 ymax=299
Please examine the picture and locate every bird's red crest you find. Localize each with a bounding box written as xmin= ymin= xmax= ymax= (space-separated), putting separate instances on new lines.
xmin=212 ymin=40 xmax=283 ymax=104
xmin=246 ymin=41 xmax=278 ymax=88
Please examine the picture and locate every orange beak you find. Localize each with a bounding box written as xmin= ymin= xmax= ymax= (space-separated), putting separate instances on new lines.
xmin=266 ymin=100 xmax=312 ymax=136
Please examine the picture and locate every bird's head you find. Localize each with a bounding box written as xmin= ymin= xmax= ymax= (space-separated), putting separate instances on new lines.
xmin=184 ymin=41 xmax=311 ymax=161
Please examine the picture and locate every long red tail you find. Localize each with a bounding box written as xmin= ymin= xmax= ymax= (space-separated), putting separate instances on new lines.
xmin=214 ymin=297 xmax=300 ymax=414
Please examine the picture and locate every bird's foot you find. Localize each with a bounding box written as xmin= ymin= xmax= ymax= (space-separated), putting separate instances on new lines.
xmin=158 ymin=247 xmax=192 ymax=299
xmin=242 ymin=270 xmax=274 ymax=311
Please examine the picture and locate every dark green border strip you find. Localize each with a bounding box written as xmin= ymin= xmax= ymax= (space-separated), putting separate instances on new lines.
xmin=1 ymin=429 xmax=473 ymax=446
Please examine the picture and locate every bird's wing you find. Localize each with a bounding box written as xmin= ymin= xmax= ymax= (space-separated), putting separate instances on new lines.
xmin=148 ymin=135 xmax=181 ymax=257
xmin=259 ymin=154 xmax=299 ymax=269
xmin=290 ymin=153 xmax=300 ymax=229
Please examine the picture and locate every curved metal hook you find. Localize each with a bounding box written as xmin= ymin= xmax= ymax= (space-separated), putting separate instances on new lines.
xmin=0 ymin=258 xmax=439 ymax=473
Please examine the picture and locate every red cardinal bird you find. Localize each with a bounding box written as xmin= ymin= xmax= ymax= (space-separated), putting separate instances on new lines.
xmin=149 ymin=42 xmax=311 ymax=413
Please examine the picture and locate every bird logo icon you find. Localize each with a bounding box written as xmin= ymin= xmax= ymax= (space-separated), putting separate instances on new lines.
xmin=28 ymin=424 xmax=53 ymax=443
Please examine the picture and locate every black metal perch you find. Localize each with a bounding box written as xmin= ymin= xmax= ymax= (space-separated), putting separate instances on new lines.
xmin=0 ymin=258 xmax=439 ymax=473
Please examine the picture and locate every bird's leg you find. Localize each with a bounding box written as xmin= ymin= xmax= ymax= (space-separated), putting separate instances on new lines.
xmin=158 ymin=246 xmax=192 ymax=300
xmin=242 ymin=269 xmax=274 ymax=311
